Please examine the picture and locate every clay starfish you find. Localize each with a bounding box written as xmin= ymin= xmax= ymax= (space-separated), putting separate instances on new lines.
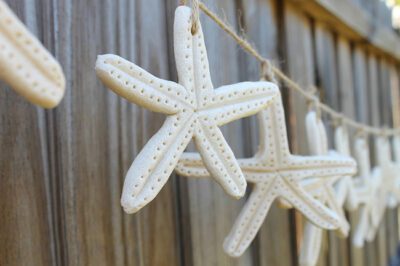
xmin=376 ymin=137 xmax=400 ymax=208
xmin=358 ymin=136 xmax=399 ymax=242
xmin=176 ymin=94 xmax=356 ymax=257
xmin=299 ymin=111 xmax=351 ymax=266
xmin=0 ymin=0 xmax=65 ymax=108
xmin=352 ymin=137 xmax=383 ymax=247
xmin=333 ymin=126 xmax=358 ymax=210
xmin=95 ymin=6 xmax=279 ymax=214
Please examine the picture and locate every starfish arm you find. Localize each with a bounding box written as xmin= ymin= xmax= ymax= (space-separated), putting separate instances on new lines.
xmin=287 ymin=155 xmax=357 ymax=180
xmin=354 ymin=185 xmax=370 ymax=205
xmin=194 ymin=123 xmax=246 ymax=197
xmin=323 ymin=185 xmax=350 ymax=237
xmin=175 ymin=152 xmax=211 ymax=177
xmin=343 ymin=179 xmax=359 ymax=211
xmin=281 ymin=178 xmax=340 ymax=230
xmin=373 ymin=193 xmax=387 ymax=228
xmin=0 ymin=1 xmax=65 ymax=108
xmin=394 ymin=136 xmax=400 ymax=162
xmin=201 ymin=82 xmax=279 ymax=126
xmin=306 ymin=111 xmax=328 ymax=154
xmin=334 ymin=179 xmax=347 ymax=206
xmin=387 ymin=194 xmax=398 ymax=208
xmin=352 ymin=205 xmax=369 ymax=247
xmin=174 ymin=6 xmax=212 ymax=104
xmin=96 ymin=54 xmax=190 ymax=114
xmin=299 ymin=223 xmax=323 ymax=266
xmin=366 ymin=204 xmax=381 ymax=243
xmin=121 ymin=114 xmax=194 ymax=213
xmin=223 ymin=182 xmax=275 ymax=257
xmin=366 ymin=226 xmax=378 ymax=242
xmin=176 ymin=154 xmax=278 ymax=184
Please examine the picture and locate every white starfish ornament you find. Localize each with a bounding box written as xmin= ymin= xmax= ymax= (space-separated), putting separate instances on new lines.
xmin=95 ymin=6 xmax=279 ymax=214
xmin=334 ymin=126 xmax=358 ymax=210
xmin=361 ymin=136 xmax=398 ymax=241
xmin=176 ymin=95 xmax=356 ymax=257
xmin=376 ymin=136 xmax=400 ymax=208
xmin=299 ymin=111 xmax=351 ymax=266
xmin=0 ymin=0 xmax=65 ymax=108
xmin=352 ymin=136 xmax=383 ymax=247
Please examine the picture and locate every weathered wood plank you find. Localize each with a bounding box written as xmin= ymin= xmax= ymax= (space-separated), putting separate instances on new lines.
xmin=287 ymin=0 xmax=400 ymax=60
xmin=0 ymin=1 xmax=56 ymax=265
xmin=49 ymin=1 xmax=181 ymax=265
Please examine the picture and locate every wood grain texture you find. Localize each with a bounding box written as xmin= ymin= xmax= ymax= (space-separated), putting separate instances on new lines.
xmin=0 ymin=1 xmax=55 ymax=265
xmin=0 ymin=1 xmax=399 ymax=266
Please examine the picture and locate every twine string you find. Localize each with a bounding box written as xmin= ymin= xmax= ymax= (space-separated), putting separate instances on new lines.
xmin=197 ymin=2 xmax=399 ymax=136
xmin=260 ymin=60 xmax=278 ymax=84
xmin=191 ymin=0 xmax=200 ymax=34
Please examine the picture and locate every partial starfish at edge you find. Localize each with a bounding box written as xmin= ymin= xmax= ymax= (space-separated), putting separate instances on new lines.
xmin=0 ymin=0 xmax=65 ymax=108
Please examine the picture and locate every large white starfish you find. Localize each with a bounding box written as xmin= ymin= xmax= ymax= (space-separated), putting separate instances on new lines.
xmin=95 ymin=6 xmax=279 ymax=214
xmin=176 ymin=95 xmax=356 ymax=257
xmin=352 ymin=137 xmax=383 ymax=247
xmin=299 ymin=111 xmax=351 ymax=266
xmin=0 ymin=0 xmax=65 ymax=108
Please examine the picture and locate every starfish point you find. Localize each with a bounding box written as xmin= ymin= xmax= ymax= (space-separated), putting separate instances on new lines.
xmin=0 ymin=0 xmax=65 ymax=108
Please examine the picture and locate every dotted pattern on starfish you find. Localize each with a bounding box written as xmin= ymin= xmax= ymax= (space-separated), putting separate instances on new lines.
xmin=352 ymin=137 xmax=383 ymax=247
xmin=175 ymin=94 xmax=356 ymax=257
xmin=95 ymin=6 xmax=279 ymax=214
xmin=299 ymin=111 xmax=351 ymax=266
xmin=0 ymin=0 xmax=65 ymax=108
xmin=334 ymin=126 xmax=358 ymax=210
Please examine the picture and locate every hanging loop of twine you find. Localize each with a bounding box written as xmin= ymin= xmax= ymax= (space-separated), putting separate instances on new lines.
xmin=191 ymin=0 xmax=200 ymax=34
xmin=179 ymin=0 xmax=200 ymax=34
xmin=260 ymin=60 xmax=278 ymax=84
xmin=355 ymin=128 xmax=367 ymax=139
xmin=334 ymin=113 xmax=345 ymax=128
xmin=306 ymin=86 xmax=320 ymax=118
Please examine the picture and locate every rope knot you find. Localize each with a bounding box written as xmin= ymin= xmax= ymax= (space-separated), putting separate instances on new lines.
xmin=260 ymin=60 xmax=277 ymax=84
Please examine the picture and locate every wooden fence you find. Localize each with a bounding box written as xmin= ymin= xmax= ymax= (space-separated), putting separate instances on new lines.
xmin=1 ymin=0 xmax=399 ymax=265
